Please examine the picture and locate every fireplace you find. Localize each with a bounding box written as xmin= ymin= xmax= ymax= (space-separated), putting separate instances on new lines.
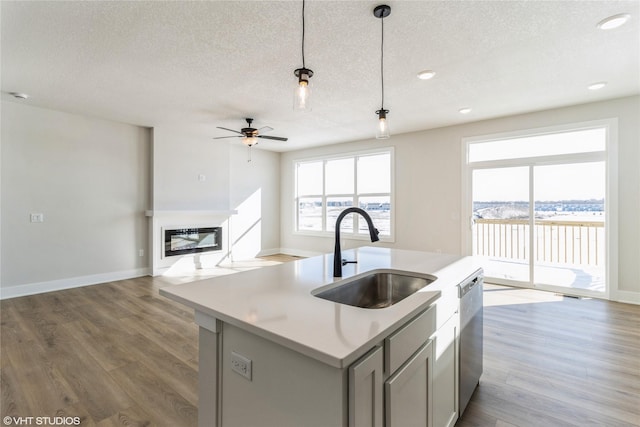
xmin=164 ymin=227 xmax=222 ymax=257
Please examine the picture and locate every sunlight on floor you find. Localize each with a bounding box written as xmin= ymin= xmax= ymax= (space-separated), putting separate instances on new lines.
xmin=157 ymin=255 xmax=299 ymax=286
xmin=483 ymin=283 xmax=566 ymax=307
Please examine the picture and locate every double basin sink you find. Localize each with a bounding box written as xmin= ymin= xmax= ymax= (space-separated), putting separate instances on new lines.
xmin=313 ymin=270 xmax=437 ymax=309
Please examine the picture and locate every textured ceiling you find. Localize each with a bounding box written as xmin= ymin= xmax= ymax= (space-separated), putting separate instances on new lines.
xmin=2 ymin=1 xmax=639 ymax=151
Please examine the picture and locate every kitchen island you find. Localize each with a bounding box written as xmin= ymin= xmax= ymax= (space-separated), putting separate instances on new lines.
xmin=161 ymin=246 xmax=482 ymax=427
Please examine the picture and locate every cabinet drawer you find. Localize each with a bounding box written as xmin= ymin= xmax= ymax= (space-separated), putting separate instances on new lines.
xmin=385 ymin=305 xmax=436 ymax=374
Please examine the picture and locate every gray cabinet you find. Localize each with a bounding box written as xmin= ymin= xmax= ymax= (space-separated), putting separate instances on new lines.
xmin=349 ymin=306 xmax=437 ymax=427
xmin=385 ymin=340 xmax=433 ymax=427
xmin=349 ymin=346 xmax=384 ymax=427
xmin=197 ymin=299 xmax=458 ymax=427
xmin=431 ymin=312 xmax=459 ymax=427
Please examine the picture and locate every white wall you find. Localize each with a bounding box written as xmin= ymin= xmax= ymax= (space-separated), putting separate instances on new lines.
xmin=152 ymin=126 xmax=230 ymax=211
xmin=0 ymin=106 xmax=282 ymax=294
xmin=1 ymin=101 xmax=150 ymax=296
xmin=280 ymin=96 xmax=640 ymax=301
xmin=229 ymin=145 xmax=281 ymax=258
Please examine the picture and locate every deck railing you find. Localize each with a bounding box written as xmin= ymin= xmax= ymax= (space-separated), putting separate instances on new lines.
xmin=474 ymin=218 xmax=604 ymax=266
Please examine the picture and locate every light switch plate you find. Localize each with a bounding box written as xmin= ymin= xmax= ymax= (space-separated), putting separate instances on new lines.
xmin=30 ymin=213 xmax=44 ymax=223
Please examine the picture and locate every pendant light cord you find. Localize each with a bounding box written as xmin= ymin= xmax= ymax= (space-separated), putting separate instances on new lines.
xmin=301 ymin=0 xmax=306 ymax=68
xmin=380 ymin=14 xmax=385 ymax=109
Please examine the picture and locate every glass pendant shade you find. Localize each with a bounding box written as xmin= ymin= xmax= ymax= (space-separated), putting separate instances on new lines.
xmin=376 ymin=109 xmax=390 ymax=139
xmin=294 ymin=68 xmax=313 ymax=111
xmin=243 ymin=136 xmax=258 ymax=146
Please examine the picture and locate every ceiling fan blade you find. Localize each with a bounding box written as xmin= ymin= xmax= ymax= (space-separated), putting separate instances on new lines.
xmin=213 ymin=135 xmax=243 ymax=139
xmin=258 ymin=135 xmax=288 ymax=141
xmin=257 ymin=126 xmax=274 ymax=134
xmin=216 ymin=126 xmax=244 ymax=135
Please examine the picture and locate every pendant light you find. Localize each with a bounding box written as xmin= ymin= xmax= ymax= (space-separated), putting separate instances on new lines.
xmin=294 ymin=0 xmax=313 ymax=111
xmin=373 ymin=5 xmax=391 ymax=139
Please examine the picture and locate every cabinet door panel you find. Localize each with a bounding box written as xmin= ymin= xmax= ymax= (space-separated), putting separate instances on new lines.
xmin=432 ymin=313 xmax=458 ymax=427
xmin=198 ymin=326 xmax=221 ymax=427
xmin=349 ymin=346 xmax=384 ymax=427
xmin=385 ymin=341 xmax=433 ymax=427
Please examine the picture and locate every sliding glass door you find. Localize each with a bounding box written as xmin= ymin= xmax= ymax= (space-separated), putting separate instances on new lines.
xmin=465 ymin=122 xmax=612 ymax=297
xmin=533 ymin=162 xmax=605 ymax=292
xmin=472 ymin=167 xmax=530 ymax=283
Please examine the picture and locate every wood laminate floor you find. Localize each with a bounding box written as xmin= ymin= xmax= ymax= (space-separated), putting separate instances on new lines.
xmin=1 ymin=259 xmax=639 ymax=427
xmin=456 ymin=284 xmax=640 ymax=427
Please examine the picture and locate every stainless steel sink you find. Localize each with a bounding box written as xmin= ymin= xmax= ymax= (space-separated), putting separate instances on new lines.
xmin=313 ymin=271 xmax=436 ymax=309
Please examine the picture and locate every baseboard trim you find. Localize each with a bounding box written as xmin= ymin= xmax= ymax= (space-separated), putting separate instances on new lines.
xmin=277 ymin=247 xmax=324 ymax=258
xmin=256 ymin=248 xmax=282 ymax=257
xmin=611 ymin=289 xmax=640 ymax=305
xmin=0 ymin=268 xmax=150 ymax=300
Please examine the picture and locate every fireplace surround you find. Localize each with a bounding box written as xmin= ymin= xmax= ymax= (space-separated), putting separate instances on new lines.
xmin=148 ymin=209 xmax=236 ymax=276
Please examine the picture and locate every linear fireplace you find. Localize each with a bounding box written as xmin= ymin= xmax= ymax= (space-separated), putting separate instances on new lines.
xmin=164 ymin=227 xmax=222 ymax=257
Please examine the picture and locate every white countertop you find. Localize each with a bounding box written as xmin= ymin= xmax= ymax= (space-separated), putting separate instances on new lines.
xmin=160 ymin=247 xmax=482 ymax=368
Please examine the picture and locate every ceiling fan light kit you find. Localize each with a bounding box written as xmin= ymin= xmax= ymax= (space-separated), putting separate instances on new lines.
xmin=214 ymin=118 xmax=287 ymax=143
xmin=294 ymin=0 xmax=313 ymax=111
xmin=374 ymin=4 xmax=391 ymax=139
xmin=242 ymin=136 xmax=258 ymax=147
xmin=213 ymin=118 xmax=288 ymax=162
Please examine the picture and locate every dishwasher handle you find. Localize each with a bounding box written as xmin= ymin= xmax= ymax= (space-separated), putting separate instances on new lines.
xmin=458 ymin=273 xmax=483 ymax=298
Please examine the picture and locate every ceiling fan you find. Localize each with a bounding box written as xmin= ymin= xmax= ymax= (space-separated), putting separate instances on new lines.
xmin=213 ymin=118 xmax=288 ymax=147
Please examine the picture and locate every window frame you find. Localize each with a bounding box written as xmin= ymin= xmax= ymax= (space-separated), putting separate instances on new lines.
xmin=293 ymin=147 xmax=395 ymax=241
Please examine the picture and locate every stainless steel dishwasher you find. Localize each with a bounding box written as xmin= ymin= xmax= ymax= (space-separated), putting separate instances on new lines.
xmin=458 ymin=269 xmax=483 ymax=416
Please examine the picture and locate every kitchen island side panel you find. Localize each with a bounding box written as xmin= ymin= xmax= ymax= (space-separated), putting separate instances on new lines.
xmin=220 ymin=323 xmax=348 ymax=427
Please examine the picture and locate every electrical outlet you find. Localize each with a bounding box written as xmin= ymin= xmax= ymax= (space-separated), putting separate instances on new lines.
xmin=230 ymin=351 xmax=252 ymax=381
xmin=139 ymin=249 xmax=144 ymax=257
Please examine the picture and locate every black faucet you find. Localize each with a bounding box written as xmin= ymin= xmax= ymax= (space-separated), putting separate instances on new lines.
xmin=333 ymin=207 xmax=380 ymax=277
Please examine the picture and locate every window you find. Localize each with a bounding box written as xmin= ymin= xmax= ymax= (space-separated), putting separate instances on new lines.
xmin=468 ymin=127 xmax=606 ymax=163
xmin=295 ymin=149 xmax=393 ymax=238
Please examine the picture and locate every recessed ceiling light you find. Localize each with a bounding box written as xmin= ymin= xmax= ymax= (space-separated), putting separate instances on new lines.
xmin=459 ymin=107 xmax=472 ymax=114
xmin=597 ymin=13 xmax=630 ymax=30
xmin=417 ymin=70 xmax=436 ymax=80
xmin=588 ymin=82 xmax=607 ymax=90
xmin=9 ymin=92 xmax=29 ymax=100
